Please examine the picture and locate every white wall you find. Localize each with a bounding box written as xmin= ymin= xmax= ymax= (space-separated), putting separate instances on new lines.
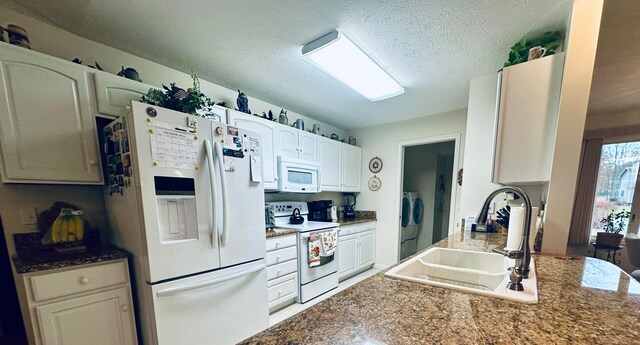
xmin=352 ymin=109 xmax=467 ymax=267
xmin=0 ymin=5 xmax=348 ymax=256
xmin=403 ymin=142 xmax=455 ymax=251
xmin=543 ymin=0 xmax=604 ymax=255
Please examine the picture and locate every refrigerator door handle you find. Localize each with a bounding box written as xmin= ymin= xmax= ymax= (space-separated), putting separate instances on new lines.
xmin=214 ymin=141 xmax=229 ymax=246
xmin=204 ymin=139 xmax=218 ymax=248
xmin=155 ymin=263 xmax=266 ymax=297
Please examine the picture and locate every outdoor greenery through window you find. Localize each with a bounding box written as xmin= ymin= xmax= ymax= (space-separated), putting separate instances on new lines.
xmin=590 ymin=141 xmax=640 ymax=237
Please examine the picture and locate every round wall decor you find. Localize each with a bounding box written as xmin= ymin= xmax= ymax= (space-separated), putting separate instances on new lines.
xmin=368 ymin=175 xmax=381 ymax=191
xmin=368 ymin=156 xmax=383 ymax=173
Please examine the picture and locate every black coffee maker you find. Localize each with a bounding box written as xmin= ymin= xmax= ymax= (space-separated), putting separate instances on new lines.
xmin=343 ymin=193 xmax=356 ymax=220
xmin=307 ymin=200 xmax=333 ymax=222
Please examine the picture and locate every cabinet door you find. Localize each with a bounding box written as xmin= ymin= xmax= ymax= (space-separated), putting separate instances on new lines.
xmin=36 ymin=287 xmax=136 ymax=345
xmin=338 ymin=233 xmax=359 ymax=280
xmin=298 ymin=130 xmax=319 ymax=162
xmin=358 ymin=230 xmax=376 ymax=269
xmin=493 ymin=53 xmax=564 ymax=184
xmin=319 ymin=137 xmax=342 ymax=191
xmin=94 ymin=71 xmax=156 ymax=117
xmin=277 ymin=126 xmax=299 ymax=160
xmin=228 ymin=109 xmax=278 ymax=189
xmin=0 ymin=46 xmax=102 ymax=183
xmin=341 ymin=144 xmax=362 ymax=192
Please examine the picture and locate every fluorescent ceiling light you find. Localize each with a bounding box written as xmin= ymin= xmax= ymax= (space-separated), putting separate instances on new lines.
xmin=302 ymin=30 xmax=404 ymax=101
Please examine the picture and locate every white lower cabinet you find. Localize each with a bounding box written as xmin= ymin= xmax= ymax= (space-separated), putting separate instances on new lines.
xmin=36 ymin=287 xmax=136 ymax=345
xmin=266 ymin=234 xmax=298 ymax=312
xmin=19 ymin=259 xmax=137 ymax=345
xmin=337 ymin=222 xmax=376 ymax=281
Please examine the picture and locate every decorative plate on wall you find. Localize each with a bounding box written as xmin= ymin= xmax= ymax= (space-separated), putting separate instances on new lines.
xmin=368 ymin=175 xmax=381 ymax=191
xmin=368 ymin=156 xmax=383 ymax=173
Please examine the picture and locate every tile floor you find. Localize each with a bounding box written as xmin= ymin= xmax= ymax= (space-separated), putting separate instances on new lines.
xmin=268 ymin=267 xmax=384 ymax=326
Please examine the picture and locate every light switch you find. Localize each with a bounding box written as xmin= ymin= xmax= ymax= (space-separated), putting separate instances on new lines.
xmin=21 ymin=208 xmax=38 ymax=225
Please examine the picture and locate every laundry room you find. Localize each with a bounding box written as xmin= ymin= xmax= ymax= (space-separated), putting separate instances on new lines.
xmin=400 ymin=140 xmax=456 ymax=259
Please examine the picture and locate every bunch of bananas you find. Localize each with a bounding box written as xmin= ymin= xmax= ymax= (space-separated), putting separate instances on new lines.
xmin=50 ymin=208 xmax=85 ymax=243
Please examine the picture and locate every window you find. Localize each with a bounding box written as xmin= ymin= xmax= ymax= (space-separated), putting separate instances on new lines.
xmin=590 ymin=141 xmax=640 ymax=237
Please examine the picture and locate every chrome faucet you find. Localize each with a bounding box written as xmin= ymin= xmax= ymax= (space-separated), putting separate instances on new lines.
xmin=476 ymin=186 xmax=532 ymax=291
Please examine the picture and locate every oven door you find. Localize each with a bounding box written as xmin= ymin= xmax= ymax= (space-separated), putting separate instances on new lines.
xmin=298 ymin=228 xmax=338 ymax=285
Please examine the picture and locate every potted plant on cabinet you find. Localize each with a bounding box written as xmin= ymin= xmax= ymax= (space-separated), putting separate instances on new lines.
xmin=596 ymin=210 xmax=631 ymax=247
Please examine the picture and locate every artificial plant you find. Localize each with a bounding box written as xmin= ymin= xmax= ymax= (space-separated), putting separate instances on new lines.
xmin=140 ymin=73 xmax=216 ymax=115
xmin=504 ymin=31 xmax=562 ymax=67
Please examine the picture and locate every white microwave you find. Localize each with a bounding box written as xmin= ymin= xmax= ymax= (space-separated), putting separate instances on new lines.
xmin=277 ymin=157 xmax=321 ymax=193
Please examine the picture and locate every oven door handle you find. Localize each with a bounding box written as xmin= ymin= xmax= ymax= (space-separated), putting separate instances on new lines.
xmin=301 ymin=229 xmax=338 ymax=240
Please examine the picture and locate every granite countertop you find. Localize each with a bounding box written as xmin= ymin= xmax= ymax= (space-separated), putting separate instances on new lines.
xmin=12 ymin=232 xmax=129 ymax=274
xmin=13 ymin=246 xmax=129 ymax=274
xmin=241 ymin=231 xmax=640 ymax=345
xmin=338 ymin=210 xmax=377 ymax=226
xmin=265 ymin=228 xmax=299 ymax=238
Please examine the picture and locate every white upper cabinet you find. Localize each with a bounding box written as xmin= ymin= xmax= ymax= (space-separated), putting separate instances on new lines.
xmin=493 ymin=53 xmax=565 ymax=184
xmin=298 ymin=131 xmax=319 ymax=162
xmin=319 ymin=136 xmax=361 ymax=192
xmin=227 ymin=109 xmax=279 ymax=190
xmin=341 ymin=144 xmax=362 ymax=192
xmin=0 ymin=44 xmax=103 ymax=184
xmin=319 ymin=137 xmax=342 ymax=191
xmin=93 ymin=71 xmax=156 ymax=118
xmin=277 ymin=126 xmax=300 ymax=160
xmin=275 ymin=125 xmax=319 ymax=162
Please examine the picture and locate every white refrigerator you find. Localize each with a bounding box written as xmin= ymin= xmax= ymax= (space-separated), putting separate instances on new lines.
xmin=103 ymin=101 xmax=268 ymax=345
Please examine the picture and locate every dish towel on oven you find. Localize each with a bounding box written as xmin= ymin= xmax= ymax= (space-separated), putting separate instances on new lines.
xmin=308 ymin=234 xmax=321 ymax=267
xmin=319 ymin=229 xmax=337 ymax=257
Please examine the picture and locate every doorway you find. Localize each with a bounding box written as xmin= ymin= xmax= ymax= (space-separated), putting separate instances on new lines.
xmin=398 ymin=137 xmax=458 ymax=260
xmin=0 ymin=218 xmax=27 ymax=345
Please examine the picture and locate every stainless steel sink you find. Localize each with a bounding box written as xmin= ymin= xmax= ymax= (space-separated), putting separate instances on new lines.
xmin=384 ymin=247 xmax=538 ymax=303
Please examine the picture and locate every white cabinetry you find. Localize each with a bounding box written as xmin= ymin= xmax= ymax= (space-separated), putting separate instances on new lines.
xmin=21 ymin=259 xmax=137 ymax=345
xmin=337 ymin=221 xmax=376 ymax=281
xmin=0 ymin=44 xmax=103 ymax=184
xmin=319 ymin=137 xmax=362 ymax=192
xmin=227 ymin=109 xmax=278 ymax=190
xmin=93 ymin=71 xmax=157 ymax=118
xmin=276 ymin=126 xmax=319 ymax=162
xmin=493 ymin=53 xmax=565 ymax=184
xmin=265 ymin=234 xmax=298 ymax=312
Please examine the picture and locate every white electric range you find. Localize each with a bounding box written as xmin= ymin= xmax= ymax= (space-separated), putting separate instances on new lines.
xmin=269 ymin=201 xmax=339 ymax=303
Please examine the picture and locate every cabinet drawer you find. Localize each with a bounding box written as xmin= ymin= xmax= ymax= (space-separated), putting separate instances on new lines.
xmin=30 ymin=261 xmax=128 ymax=302
xmin=266 ymin=234 xmax=297 ymax=252
xmin=266 ymin=246 xmax=297 ymax=266
xmin=267 ymin=273 xmax=297 ymax=303
xmin=340 ymin=222 xmax=376 ymax=236
xmin=267 ymin=259 xmax=297 ymax=281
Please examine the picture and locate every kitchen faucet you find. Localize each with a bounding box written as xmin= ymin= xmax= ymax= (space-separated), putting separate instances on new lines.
xmin=476 ymin=186 xmax=532 ymax=292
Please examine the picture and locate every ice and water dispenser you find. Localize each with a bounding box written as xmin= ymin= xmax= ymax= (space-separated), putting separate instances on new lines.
xmin=154 ymin=176 xmax=198 ymax=242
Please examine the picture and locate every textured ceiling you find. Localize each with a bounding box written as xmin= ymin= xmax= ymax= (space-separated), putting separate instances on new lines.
xmin=588 ymin=0 xmax=640 ymax=116
xmin=10 ymin=0 xmax=570 ymax=129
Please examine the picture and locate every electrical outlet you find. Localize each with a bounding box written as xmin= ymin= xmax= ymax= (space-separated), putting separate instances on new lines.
xmin=21 ymin=207 xmax=38 ymax=225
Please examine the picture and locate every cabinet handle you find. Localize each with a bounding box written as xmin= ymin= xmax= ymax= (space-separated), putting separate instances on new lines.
xmin=276 ymin=255 xmax=280 ymax=262
xmin=275 ymin=242 xmax=280 ymax=248
xmin=276 ymin=269 xmax=281 ymax=276
xmin=89 ymin=159 xmax=97 ymax=165
xmin=80 ymin=277 xmax=90 ymax=284
xmin=278 ymin=290 xmax=282 ymax=296
xmin=121 ymin=305 xmax=129 ymax=312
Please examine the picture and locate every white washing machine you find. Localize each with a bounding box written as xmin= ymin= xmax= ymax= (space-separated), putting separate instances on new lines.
xmin=407 ymin=192 xmax=424 ymax=226
xmin=400 ymin=192 xmax=424 ymax=260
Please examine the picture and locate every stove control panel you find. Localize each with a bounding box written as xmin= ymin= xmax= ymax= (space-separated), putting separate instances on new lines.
xmin=268 ymin=201 xmax=309 ymax=217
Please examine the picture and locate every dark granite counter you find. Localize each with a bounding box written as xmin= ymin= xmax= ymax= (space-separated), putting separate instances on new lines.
xmin=13 ymin=246 xmax=129 ymax=274
xmin=241 ymin=231 xmax=640 ymax=345
xmin=12 ymin=232 xmax=129 ymax=274
xmin=265 ymin=228 xmax=299 ymax=238
xmin=338 ymin=210 xmax=377 ymax=226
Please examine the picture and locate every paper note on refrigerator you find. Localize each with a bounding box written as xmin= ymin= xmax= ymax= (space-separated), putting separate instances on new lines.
xmin=150 ymin=128 xmax=199 ymax=169
xmin=250 ymin=155 xmax=262 ymax=182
